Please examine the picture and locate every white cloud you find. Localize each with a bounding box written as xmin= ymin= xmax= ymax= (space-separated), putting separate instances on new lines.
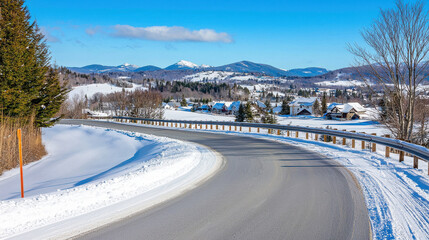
xmin=109 ymin=25 xmax=233 ymax=43
xmin=86 ymin=26 xmax=102 ymax=36
xmin=40 ymin=27 xmax=61 ymax=43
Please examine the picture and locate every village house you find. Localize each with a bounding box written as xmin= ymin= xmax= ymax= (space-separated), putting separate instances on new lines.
xmin=325 ymin=102 xmax=366 ymax=120
xmin=212 ymin=103 xmax=227 ymax=114
xmin=228 ymin=101 xmax=241 ymax=115
xmin=288 ymin=97 xmax=319 ymax=116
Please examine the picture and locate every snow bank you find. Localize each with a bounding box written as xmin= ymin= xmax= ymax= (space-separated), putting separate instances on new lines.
xmin=0 ymin=125 xmax=220 ymax=239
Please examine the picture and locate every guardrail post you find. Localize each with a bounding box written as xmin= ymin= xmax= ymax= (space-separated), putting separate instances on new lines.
xmin=211 ymin=124 xmax=213 ymax=130
xmin=206 ymin=124 xmax=208 ymax=129
xmin=384 ymin=135 xmax=390 ymax=157
xmin=216 ymin=125 xmax=219 ymax=130
xmin=315 ymin=134 xmax=318 ymax=141
xmin=249 ymin=127 xmax=251 ymax=132
xmin=229 ymin=125 xmax=231 ymax=131
xmin=351 ymin=131 xmax=356 ymax=148
xmin=361 ymin=132 xmax=365 ymax=150
xmin=324 ymin=135 xmax=327 ymax=142
xmin=287 ymin=131 xmax=290 ymax=137
xmin=399 ymin=151 xmax=404 ymax=162
xmin=235 ymin=126 xmax=237 ymax=131
xmin=342 ymin=130 xmax=347 ymax=145
xmin=222 ymin=125 xmax=225 ymax=130
xmin=295 ymin=131 xmax=299 ymax=138
xmin=333 ymin=135 xmax=336 ymax=144
xmin=413 ymin=156 xmax=419 ymax=168
xmin=277 ymin=129 xmax=281 ymax=135
xmin=240 ymin=126 xmax=242 ymax=131
xmin=306 ymin=132 xmax=309 ymax=139
xmin=371 ymin=133 xmax=377 ymax=152
xmin=257 ymin=127 xmax=260 ymax=133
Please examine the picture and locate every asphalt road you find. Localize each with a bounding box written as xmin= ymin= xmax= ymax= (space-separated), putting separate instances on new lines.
xmin=62 ymin=119 xmax=370 ymax=240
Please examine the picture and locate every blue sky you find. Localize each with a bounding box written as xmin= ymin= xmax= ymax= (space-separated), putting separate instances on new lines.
xmin=27 ymin=0 xmax=396 ymax=70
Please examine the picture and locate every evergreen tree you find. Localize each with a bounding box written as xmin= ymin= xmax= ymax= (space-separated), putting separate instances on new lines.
xmin=245 ymin=102 xmax=253 ymax=122
xmin=280 ymin=99 xmax=290 ymax=115
xmin=321 ymin=93 xmax=328 ymax=114
xmin=235 ymin=104 xmax=245 ymax=122
xmin=313 ymin=99 xmax=321 ymax=116
xmin=0 ymin=0 xmax=66 ymax=126
xmin=180 ymin=95 xmax=187 ymax=106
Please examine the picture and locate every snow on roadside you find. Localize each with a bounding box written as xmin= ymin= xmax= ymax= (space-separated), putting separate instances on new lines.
xmin=0 ymin=125 xmax=219 ymax=239
xmin=131 ymin=122 xmax=428 ymax=239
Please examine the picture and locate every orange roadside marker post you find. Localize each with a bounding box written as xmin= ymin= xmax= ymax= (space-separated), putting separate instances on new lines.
xmin=17 ymin=129 xmax=24 ymax=198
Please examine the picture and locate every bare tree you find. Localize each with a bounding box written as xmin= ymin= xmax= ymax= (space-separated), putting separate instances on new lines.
xmin=349 ymin=0 xmax=429 ymax=141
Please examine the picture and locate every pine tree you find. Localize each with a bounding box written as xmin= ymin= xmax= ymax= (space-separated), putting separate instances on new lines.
xmin=321 ymin=93 xmax=328 ymax=114
xmin=235 ymin=104 xmax=245 ymax=122
xmin=0 ymin=0 xmax=66 ymax=126
xmin=313 ymin=99 xmax=321 ymax=116
xmin=245 ymin=102 xmax=253 ymax=122
xmin=180 ymin=95 xmax=187 ymax=107
xmin=280 ymin=99 xmax=290 ymax=115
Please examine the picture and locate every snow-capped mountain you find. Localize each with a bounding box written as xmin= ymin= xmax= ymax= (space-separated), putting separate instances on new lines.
xmin=165 ymin=60 xmax=200 ymax=70
xmin=67 ymin=60 xmax=328 ymax=77
xmin=68 ymin=63 xmax=140 ymax=74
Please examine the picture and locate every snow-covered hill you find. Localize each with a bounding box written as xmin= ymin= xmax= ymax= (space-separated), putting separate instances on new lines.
xmin=68 ymin=83 xmax=147 ymax=100
xmin=165 ymin=60 xmax=200 ymax=70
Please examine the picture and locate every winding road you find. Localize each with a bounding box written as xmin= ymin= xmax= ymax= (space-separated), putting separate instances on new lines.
xmin=62 ymin=119 xmax=370 ymax=240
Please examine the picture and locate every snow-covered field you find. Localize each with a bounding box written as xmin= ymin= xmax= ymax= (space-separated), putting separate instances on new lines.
xmin=68 ymin=83 xmax=147 ymax=100
xmin=0 ymin=125 xmax=220 ymax=239
xmin=128 ymin=121 xmax=429 ymax=239
xmin=316 ymin=79 xmax=367 ymax=87
xmin=164 ymin=109 xmax=387 ymax=135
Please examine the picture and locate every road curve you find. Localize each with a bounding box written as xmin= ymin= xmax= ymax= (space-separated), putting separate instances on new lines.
xmin=62 ymin=120 xmax=370 ymax=240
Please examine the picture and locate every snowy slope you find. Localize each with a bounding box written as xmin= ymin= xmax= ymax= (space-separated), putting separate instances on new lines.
xmin=68 ymin=83 xmax=147 ymax=100
xmin=165 ymin=60 xmax=199 ymax=70
xmin=0 ymin=125 xmax=220 ymax=239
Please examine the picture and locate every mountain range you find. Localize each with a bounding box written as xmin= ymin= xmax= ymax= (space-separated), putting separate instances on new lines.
xmin=67 ymin=60 xmax=329 ymax=77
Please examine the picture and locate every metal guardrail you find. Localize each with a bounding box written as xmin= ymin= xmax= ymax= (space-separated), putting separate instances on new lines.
xmin=110 ymin=116 xmax=429 ymax=164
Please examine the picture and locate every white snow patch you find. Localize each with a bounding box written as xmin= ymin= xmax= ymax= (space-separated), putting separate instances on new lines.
xmin=0 ymin=125 xmax=220 ymax=239
xmin=68 ymin=83 xmax=147 ymax=100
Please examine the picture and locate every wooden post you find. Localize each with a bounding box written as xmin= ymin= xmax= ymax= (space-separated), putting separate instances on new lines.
xmin=216 ymin=125 xmax=219 ymax=130
xmin=315 ymin=134 xmax=318 ymax=141
xmin=235 ymin=126 xmax=237 ymax=131
xmin=361 ymin=132 xmax=365 ymax=150
xmin=229 ymin=125 xmax=231 ymax=131
xmin=306 ymin=132 xmax=309 ymax=139
xmin=399 ymin=151 xmax=404 ymax=162
xmin=413 ymin=156 xmax=419 ymax=169
xmin=295 ymin=131 xmax=299 ymax=138
xmin=17 ymin=129 xmax=24 ymax=198
xmin=324 ymin=135 xmax=327 ymax=142
xmin=240 ymin=126 xmax=242 ymax=131
xmin=287 ymin=131 xmax=290 ymax=137
xmin=257 ymin=127 xmax=260 ymax=133
xmin=351 ymin=131 xmax=356 ymax=148
xmin=277 ymin=129 xmax=281 ymax=135
xmin=333 ymin=136 xmax=336 ymax=144
xmin=211 ymin=125 xmax=213 ymax=130
xmin=249 ymin=127 xmax=251 ymax=132
xmin=371 ymin=133 xmax=377 ymax=152
xmin=384 ymin=135 xmax=390 ymax=157
xmin=222 ymin=125 xmax=225 ymax=130
xmin=342 ymin=130 xmax=347 ymax=145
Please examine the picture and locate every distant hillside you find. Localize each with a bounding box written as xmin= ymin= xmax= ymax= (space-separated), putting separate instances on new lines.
xmin=135 ymin=65 xmax=162 ymax=72
xmin=286 ymin=67 xmax=329 ymax=77
xmin=67 ymin=60 xmax=328 ymax=77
